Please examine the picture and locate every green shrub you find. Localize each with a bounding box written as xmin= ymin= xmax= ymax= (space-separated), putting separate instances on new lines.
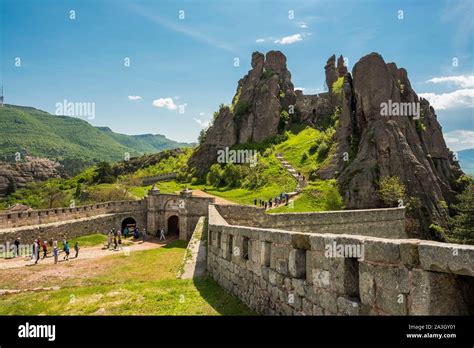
xmin=262 ymin=68 xmax=276 ymax=79
xmin=323 ymin=186 xmax=344 ymax=210
xmin=206 ymin=164 xmax=224 ymax=187
xmin=198 ymin=128 xmax=207 ymax=144
xmin=278 ymin=110 xmax=290 ymax=132
xmin=316 ymin=141 xmax=329 ymax=161
xmin=415 ymin=119 xmax=426 ymax=134
xmin=429 ymin=223 xmax=445 ymax=239
xmin=234 ymin=101 xmax=251 ymax=117
xmin=301 ymin=152 xmax=308 ymax=163
xmin=378 ymin=176 xmax=406 ymax=207
xmin=331 ymin=76 xmax=344 ymax=95
xmin=222 ymin=163 xmax=242 ymax=188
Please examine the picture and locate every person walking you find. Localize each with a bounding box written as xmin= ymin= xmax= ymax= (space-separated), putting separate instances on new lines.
xmin=142 ymin=229 xmax=147 ymax=243
xmin=107 ymin=231 xmax=112 ymax=249
xmin=63 ymin=241 xmax=70 ymax=261
xmin=124 ymin=226 xmax=129 ymax=239
xmin=42 ymin=241 xmax=48 ymax=259
xmin=53 ymin=240 xmax=58 ymax=264
xmin=159 ymin=228 xmax=166 ymax=241
xmin=113 ymin=234 xmax=118 ymax=250
xmin=14 ymin=238 xmax=20 ymax=258
xmin=33 ymin=239 xmax=39 ymax=264
xmin=117 ymin=234 xmax=122 ymax=250
xmin=74 ymin=241 xmax=80 ymax=258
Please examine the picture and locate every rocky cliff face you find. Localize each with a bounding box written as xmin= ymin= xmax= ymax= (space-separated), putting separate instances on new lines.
xmin=188 ymin=51 xmax=296 ymax=171
xmin=189 ymin=50 xmax=464 ymax=238
xmin=0 ymin=156 xmax=62 ymax=197
xmin=324 ymin=53 xmax=463 ymax=238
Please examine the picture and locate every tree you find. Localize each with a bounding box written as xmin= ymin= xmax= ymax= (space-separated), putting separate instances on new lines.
xmin=5 ymin=176 xmax=17 ymax=196
xmin=93 ymin=161 xmax=115 ymax=184
xmin=206 ymin=164 xmax=223 ymax=187
xmin=42 ymin=183 xmax=67 ymax=208
xmin=222 ymin=163 xmax=242 ymax=188
xmin=447 ymin=182 xmax=474 ymax=244
xmin=324 ymin=186 xmax=344 ymax=210
xmin=74 ymin=182 xmax=82 ymax=200
xmin=378 ymin=176 xmax=406 ymax=207
xmin=198 ymin=128 xmax=207 ymax=144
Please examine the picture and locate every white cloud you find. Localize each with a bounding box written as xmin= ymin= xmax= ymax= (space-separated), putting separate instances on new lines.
xmin=152 ymin=97 xmax=177 ymax=110
xmin=298 ymin=21 xmax=308 ymax=29
xmin=427 ymin=75 xmax=474 ymax=88
xmin=255 ymin=38 xmax=266 ymax=43
xmin=193 ymin=118 xmax=211 ymax=128
xmin=274 ymin=33 xmax=304 ymax=45
xmin=128 ymin=96 xmax=142 ymax=100
xmin=418 ymin=89 xmax=474 ymax=110
xmin=199 ymin=112 xmax=205 ymax=116
xmin=294 ymin=86 xmax=323 ymax=95
xmin=443 ymin=130 xmax=474 ymax=152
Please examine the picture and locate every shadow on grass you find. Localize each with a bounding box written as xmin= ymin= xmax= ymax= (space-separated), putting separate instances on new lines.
xmin=192 ymin=276 xmax=255 ymax=316
xmin=190 ymin=222 xmax=255 ymax=316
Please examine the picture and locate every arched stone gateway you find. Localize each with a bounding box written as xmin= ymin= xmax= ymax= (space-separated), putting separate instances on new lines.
xmin=167 ymin=215 xmax=179 ymax=236
xmin=121 ymin=217 xmax=136 ymax=230
xmin=146 ymin=187 xmax=215 ymax=240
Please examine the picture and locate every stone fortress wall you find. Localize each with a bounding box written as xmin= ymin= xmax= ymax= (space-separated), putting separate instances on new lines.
xmin=0 ymin=200 xmax=148 ymax=244
xmin=0 ymin=189 xmax=214 ymax=244
xmin=215 ymin=204 xmax=406 ymax=238
xmin=207 ymin=204 xmax=474 ymax=315
xmin=0 ymin=200 xmax=147 ymax=229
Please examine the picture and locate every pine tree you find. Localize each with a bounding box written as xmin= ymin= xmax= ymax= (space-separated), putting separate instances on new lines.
xmin=448 ymin=182 xmax=474 ymax=244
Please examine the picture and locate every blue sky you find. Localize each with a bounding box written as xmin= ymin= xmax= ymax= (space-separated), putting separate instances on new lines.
xmin=1 ymin=0 xmax=473 ymax=150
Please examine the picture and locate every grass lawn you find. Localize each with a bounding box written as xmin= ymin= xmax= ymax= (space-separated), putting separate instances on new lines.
xmin=68 ymin=233 xmax=108 ymax=247
xmin=0 ymin=240 xmax=253 ymax=315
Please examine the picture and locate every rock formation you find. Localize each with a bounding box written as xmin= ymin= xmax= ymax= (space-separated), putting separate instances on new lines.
xmin=189 ymin=51 xmax=296 ymax=171
xmin=189 ymin=50 xmax=465 ymax=238
xmin=326 ymin=53 xmax=463 ymax=238
xmin=0 ymin=156 xmax=62 ymax=197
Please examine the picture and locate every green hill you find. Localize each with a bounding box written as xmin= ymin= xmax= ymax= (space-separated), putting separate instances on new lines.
xmin=0 ymin=104 xmax=191 ymax=168
xmin=96 ymin=127 xmax=191 ymax=153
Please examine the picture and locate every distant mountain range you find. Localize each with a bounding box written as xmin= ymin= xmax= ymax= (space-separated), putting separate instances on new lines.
xmin=458 ymin=148 xmax=474 ymax=175
xmin=0 ymin=105 xmax=192 ymax=167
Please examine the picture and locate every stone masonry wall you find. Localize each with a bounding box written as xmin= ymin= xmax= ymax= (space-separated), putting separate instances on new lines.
xmin=0 ymin=200 xmax=146 ymax=229
xmin=215 ymin=204 xmax=406 ymax=239
xmin=207 ymin=205 xmax=474 ymax=315
xmin=0 ymin=211 xmax=147 ymax=245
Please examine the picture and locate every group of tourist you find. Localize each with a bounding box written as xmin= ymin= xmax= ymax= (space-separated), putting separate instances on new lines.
xmin=106 ymin=225 xmax=150 ymax=251
xmin=27 ymin=236 xmax=79 ymax=265
xmin=254 ymin=192 xmax=291 ymax=210
xmin=9 ymin=223 xmax=169 ymax=265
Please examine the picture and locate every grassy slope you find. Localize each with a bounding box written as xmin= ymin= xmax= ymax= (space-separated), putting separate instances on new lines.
xmin=130 ymin=154 xmax=296 ymax=205
xmin=0 ymin=240 xmax=253 ymax=315
xmin=274 ymin=126 xmax=332 ymax=178
xmin=269 ymin=180 xmax=342 ymax=213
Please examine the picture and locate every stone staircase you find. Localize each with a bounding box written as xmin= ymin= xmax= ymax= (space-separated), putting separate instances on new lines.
xmin=275 ymin=153 xmax=307 ymax=196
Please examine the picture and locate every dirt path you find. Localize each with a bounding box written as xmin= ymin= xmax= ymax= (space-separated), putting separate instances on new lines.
xmin=184 ymin=189 xmax=236 ymax=205
xmin=0 ymin=237 xmax=172 ymax=271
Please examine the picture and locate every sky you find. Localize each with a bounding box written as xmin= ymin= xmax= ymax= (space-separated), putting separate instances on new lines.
xmin=1 ymin=0 xmax=473 ymax=150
